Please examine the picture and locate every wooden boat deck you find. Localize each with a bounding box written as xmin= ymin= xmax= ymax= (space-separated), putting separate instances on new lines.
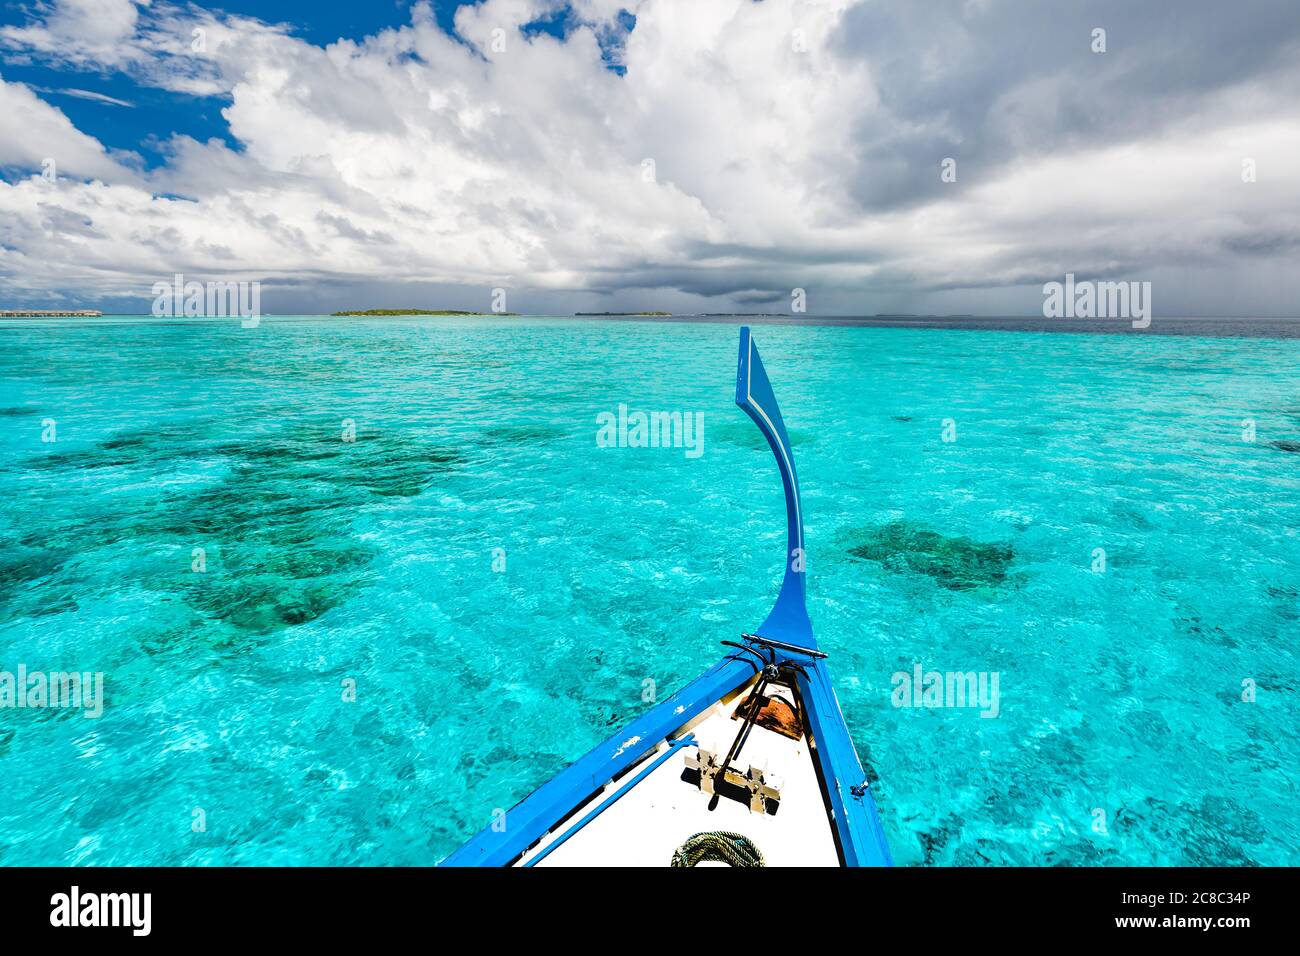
xmin=518 ymin=677 xmax=841 ymax=867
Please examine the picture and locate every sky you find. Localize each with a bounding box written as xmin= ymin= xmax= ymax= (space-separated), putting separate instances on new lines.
xmin=0 ymin=0 xmax=1297 ymax=316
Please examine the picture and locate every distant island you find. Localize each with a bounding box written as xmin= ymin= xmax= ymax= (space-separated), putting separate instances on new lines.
xmin=574 ymin=311 xmax=672 ymax=316
xmin=330 ymin=309 xmax=518 ymax=316
xmin=0 ymin=309 xmax=102 ymax=317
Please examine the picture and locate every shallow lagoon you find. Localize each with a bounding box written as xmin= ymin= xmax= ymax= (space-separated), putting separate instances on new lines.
xmin=1 ymin=316 xmax=1296 ymax=865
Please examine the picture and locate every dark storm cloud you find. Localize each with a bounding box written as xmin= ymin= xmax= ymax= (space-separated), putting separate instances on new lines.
xmin=2 ymin=0 xmax=1298 ymax=316
xmin=832 ymin=0 xmax=1300 ymax=211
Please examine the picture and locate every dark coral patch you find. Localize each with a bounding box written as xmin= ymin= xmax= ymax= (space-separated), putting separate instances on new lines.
xmin=14 ymin=422 xmax=465 ymax=639
xmin=0 ymin=545 xmax=69 ymax=605
xmin=844 ymin=520 xmax=1016 ymax=591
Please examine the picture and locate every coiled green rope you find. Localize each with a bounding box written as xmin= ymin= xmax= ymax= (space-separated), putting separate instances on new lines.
xmin=670 ymin=831 xmax=765 ymax=868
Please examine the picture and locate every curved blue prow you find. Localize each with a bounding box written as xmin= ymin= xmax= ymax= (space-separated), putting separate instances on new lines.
xmin=442 ymin=326 xmax=892 ymax=867
xmin=735 ymin=327 xmax=815 ymax=650
xmin=735 ymin=327 xmax=893 ymax=867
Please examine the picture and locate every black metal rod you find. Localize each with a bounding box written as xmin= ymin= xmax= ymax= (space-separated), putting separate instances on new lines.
xmin=716 ymin=677 xmax=767 ymax=788
xmin=741 ymin=632 xmax=828 ymax=660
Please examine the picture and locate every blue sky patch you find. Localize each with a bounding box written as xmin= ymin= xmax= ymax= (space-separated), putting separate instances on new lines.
xmin=0 ymin=1 xmax=633 ymax=168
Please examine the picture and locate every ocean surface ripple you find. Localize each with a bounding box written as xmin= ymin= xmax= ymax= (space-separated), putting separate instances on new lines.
xmin=1 ymin=316 xmax=1296 ymax=866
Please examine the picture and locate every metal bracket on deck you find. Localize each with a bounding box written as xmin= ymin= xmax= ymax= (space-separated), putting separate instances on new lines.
xmin=686 ymin=748 xmax=781 ymax=814
xmin=740 ymin=765 xmax=781 ymax=814
xmin=686 ymin=748 xmax=722 ymax=795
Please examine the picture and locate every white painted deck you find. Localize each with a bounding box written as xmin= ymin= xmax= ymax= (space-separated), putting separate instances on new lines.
xmin=519 ymin=679 xmax=841 ymax=867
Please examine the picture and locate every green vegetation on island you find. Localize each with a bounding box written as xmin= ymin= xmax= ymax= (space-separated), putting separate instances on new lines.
xmin=330 ymin=309 xmax=518 ymax=316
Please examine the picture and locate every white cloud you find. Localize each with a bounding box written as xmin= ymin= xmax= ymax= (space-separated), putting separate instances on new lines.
xmin=1 ymin=0 xmax=1298 ymax=314
xmin=39 ymin=86 xmax=135 ymax=106
xmin=1 ymin=0 xmax=147 ymax=68
xmin=0 ymin=78 xmax=137 ymax=179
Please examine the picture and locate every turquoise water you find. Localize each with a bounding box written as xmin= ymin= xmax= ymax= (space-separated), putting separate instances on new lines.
xmin=1 ymin=316 xmax=1297 ymax=866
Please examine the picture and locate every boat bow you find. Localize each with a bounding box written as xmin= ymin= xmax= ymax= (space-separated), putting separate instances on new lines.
xmin=441 ymin=327 xmax=892 ymax=867
xmin=734 ymin=327 xmax=892 ymax=866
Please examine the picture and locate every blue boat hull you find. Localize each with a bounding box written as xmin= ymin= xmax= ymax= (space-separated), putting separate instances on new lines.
xmin=442 ymin=328 xmax=891 ymax=867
